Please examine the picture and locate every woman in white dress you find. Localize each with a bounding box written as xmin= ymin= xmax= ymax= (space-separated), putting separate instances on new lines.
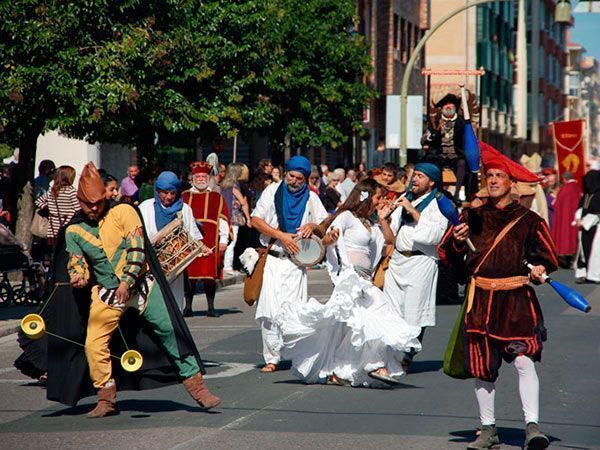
xmin=273 ymin=179 xmax=422 ymax=387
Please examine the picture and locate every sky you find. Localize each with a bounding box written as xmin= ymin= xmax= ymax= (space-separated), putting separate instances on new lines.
xmin=570 ymin=1 xmax=600 ymax=62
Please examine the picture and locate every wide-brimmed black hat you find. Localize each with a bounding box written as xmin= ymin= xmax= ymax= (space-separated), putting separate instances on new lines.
xmin=434 ymin=93 xmax=461 ymax=109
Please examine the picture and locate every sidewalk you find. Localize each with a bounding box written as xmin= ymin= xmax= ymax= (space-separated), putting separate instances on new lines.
xmin=0 ymin=271 xmax=246 ymax=339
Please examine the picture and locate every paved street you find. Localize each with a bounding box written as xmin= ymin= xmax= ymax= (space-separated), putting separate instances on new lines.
xmin=0 ymin=269 xmax=598 ymax=449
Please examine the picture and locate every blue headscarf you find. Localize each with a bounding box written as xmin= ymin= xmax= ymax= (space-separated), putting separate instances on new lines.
xmin=154 ymin=171 xmax=183 ymax=231
xmin=286 ymin=155 xmax=312 ymax=179
xmin=274 ymin=156 xmax=311 ymax=233
xmin=402 ymin=162 xmax=441 ymax=225
xmin=413 ymin=162 xmax=442 ymax=185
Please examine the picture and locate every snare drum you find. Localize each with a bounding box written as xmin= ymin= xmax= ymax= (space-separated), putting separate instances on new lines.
xmin=290 ymin=235 xmax=325 ymax=268
xmin=150 ymin=218 xmax=207 ymax=283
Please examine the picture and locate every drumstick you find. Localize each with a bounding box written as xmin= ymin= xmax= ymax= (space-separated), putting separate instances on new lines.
xmin=199 ymin=245 xmax=216 ymax=257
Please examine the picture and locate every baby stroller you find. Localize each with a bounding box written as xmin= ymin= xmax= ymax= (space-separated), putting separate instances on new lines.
xmin=0 ymin=224 xmax=46 ymax=306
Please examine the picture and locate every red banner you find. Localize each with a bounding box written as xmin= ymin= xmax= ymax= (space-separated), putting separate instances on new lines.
xmin=552 ymin=119 xmax=586 ymax=185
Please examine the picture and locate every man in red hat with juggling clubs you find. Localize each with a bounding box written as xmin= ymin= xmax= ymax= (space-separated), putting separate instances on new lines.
xmin=182 ymin=161 xmax=232 ymax=317
xmin=439 ymin=142 xmax=558 ymax=450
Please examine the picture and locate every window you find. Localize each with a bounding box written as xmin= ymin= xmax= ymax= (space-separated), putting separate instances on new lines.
xmin=407 ymin=21 xmax=412 ymax=61
xmin=393 ymin=14 xmax=399 ymax=49
xmin=400 ymin=18 xmax=406 ymax=63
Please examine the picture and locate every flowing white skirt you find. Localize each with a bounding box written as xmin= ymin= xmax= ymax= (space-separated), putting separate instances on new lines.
xmin=273 ymin=268 xmax=422 ymax=387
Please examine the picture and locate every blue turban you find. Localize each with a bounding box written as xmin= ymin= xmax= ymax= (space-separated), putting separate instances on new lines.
xmin=414 ymin=162 xmax=442 ymax=185
xmin=155 ymin=171 xmax=181 ymax=192
xmin=285 ymin=155 xmax=311 ymax=179
xmin=403 ymin=162 xmax=441 ymax=225
xmin=154 ymin=171 xmax=183 ymax=231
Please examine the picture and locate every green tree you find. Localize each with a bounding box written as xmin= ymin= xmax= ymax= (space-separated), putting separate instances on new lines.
xmin=63 ymin=1 xmax=278 ymax=158
xmin=264 ymin=0 xmax=375 ymax=152
xmin=0 ymin=0 xmax=374 ymax=242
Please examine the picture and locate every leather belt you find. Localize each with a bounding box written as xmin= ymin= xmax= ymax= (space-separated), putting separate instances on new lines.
xmin=398 ymin=250 xmax=425 ymax=258
xmin=267 ymin=249 xmax=289 ymax=259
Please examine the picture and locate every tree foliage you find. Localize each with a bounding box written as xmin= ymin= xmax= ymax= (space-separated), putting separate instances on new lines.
xmin=265 ymin=0 xmax=374 ymax=149
xmin=0 ymin=0 xmax=374 ymax=170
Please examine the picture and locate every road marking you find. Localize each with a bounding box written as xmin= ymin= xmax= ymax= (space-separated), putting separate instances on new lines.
xmin=204 ymin=362 xmax=255 ymax=379
xmin=0 ymin=379 xmax=35 ymax=384
xmin=0 ymin=362 xmax=252 ymax=384
xmin=0 ymin=334 xmax=17 ymax=346
xmin=187 ymin=325 xmax=257 ymax=330
xmin=172 ymin=390 xmax=305 ymax=450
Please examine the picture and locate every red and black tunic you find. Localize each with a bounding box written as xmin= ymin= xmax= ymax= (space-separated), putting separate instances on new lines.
xmin=182 ymin=190 xmax=231 ymax=280
xmin=439 ymin=201 xmax=558 ymax=382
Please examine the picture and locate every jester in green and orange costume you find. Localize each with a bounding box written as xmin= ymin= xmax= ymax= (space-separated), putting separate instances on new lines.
xmin=42 ymin=162 xmax=220 ymax=417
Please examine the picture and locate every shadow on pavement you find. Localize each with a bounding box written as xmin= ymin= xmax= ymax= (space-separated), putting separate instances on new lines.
xmin=254 ymin=360 xmax=292 ymax=371
xmin=407 ymin=360 xmax=443 ymax=374
xmin=0 ymin=304 xmax=37 ymax=320
xmin=42 ymin=399 xmax=221 ymax=417
xmin=449 ymin=427 xmax=563 ymax=447
xmin=185 ymin=308 xmax=243 ymax=317
xmin=272 ymin=379 xmax=422 ymax=390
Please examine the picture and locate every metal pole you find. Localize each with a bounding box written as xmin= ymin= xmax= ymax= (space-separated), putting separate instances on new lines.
xmin=478 ymin=67 xmax=484 ymax=138
xmin=426 ymin=74 xmax=431 ymax=121
xmin=400 ymin=0 xmax=511 ymax=153
xmin=232 ymin=134 xmax=238 ymax=163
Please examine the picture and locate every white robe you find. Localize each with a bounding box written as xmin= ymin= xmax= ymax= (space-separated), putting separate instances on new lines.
xmin=138 ymin=199 xmax=203 ymax=311
xmin=383 ymin=193 xmax=448 ymax=328
xmin=574 ymin=207 xmax=600 ymax=282
xmin=274 ymin=211 xmax=422 ymax=386
xmin=252 ymin=182 xmax=328 ymax=321
xmin=251 ymin=181 xmax=328 ymax=364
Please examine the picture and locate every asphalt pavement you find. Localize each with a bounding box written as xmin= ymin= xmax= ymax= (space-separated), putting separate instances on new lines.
xmin=0 ymin=268 xmax=598 ymax=449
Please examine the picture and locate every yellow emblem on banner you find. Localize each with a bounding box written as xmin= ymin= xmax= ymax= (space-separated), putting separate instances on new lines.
xmin=562 ymin=153 xmax=580 ymax=174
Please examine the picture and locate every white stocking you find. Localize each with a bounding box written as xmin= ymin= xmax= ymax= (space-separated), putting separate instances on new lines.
xmin=475 ymin=379 xmax=496 ymax=426
xmin=514 ymin=355 xmax=539 ymax=424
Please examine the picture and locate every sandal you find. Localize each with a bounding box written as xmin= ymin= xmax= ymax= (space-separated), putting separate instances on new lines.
xmin=260 ymin=363 xmax=278 ymax=373
xmin=326 ymin=374 xmax=350 ymax=386
xmin=369 ymin=368 xmax=401 ymax=385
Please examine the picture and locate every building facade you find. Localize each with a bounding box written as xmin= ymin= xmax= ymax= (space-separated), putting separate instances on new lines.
xmin=476 ymin=1 xmax=517 ymax=155
xmin=524 ymin=0 xmax=570 ymax=163
xmin=565 ymin=47 xmax=600 ymax=160
xmin=425 ymin=1 xmax=517 ymax=156
xmin=426 ymin=0 xmax=571 ymax=164
xmin=357 ymin=0 xmax=430 ymax=168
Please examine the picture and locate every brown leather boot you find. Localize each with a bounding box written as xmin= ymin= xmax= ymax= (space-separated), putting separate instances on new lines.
xmin=87 ymin=380 xmax=117 ymax=418
xmin=183 ymin=372 xmax=221 ymax=409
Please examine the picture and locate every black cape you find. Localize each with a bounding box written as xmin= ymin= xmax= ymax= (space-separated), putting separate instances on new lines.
xmin=15 ymin=202 xmax=205 ymax=406
xmin=576 ymin=170 xmax=600 ymax=271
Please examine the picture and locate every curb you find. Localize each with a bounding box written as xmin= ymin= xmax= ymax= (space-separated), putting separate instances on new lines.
xmin=218 ymin=273 xmax=246 ymax=288
xmin=0 ymin=321 xmax=19 ymax=339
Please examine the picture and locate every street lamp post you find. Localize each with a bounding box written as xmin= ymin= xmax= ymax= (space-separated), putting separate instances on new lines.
xmin=399 ymin=0 xmax=571 ymax=163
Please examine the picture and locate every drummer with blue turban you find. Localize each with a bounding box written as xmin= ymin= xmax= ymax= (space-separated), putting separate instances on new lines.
xmin=381 ymin=161 xmax=449 ymax=372
xmin=139 ymin=171 xmax=209 ymax=311
xmin=251 ymin=155 xmax=328 ymax=372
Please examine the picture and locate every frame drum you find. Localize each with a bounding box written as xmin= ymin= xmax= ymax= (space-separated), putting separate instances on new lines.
xmin=290 ymin=236 xmax=325 ymax=268
xmin=151 ymin=217 xmax=207 ymax=283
